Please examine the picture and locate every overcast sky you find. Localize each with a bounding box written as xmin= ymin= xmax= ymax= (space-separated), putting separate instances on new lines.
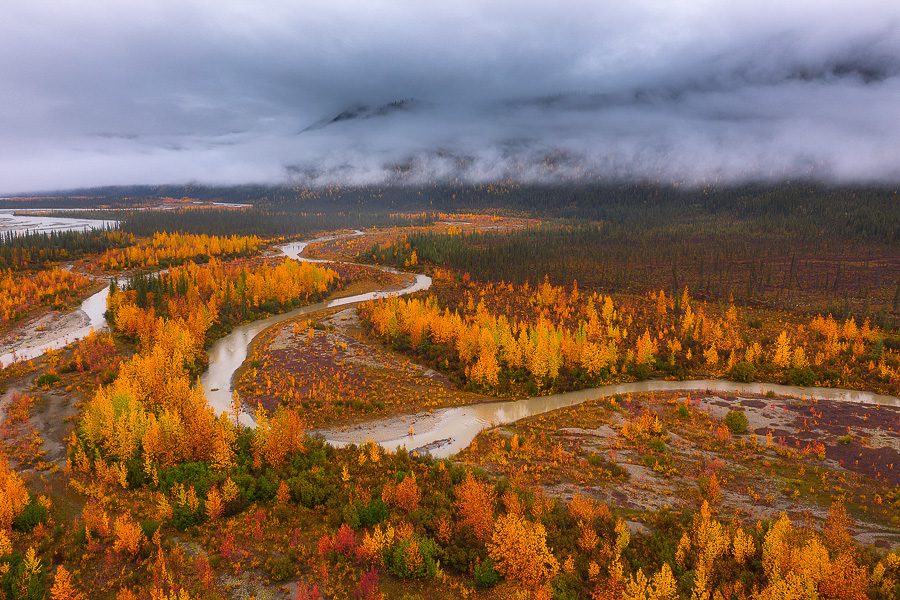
xmin=2 ymin=0 xmax=899 ymax=192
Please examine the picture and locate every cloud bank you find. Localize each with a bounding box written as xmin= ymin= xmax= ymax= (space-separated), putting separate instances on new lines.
xmin=1 ymin=0 xmax=899 ymax=192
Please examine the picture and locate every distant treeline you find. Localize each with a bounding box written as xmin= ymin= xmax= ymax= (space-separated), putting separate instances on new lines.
xmin=0 ymin=228 xmax=132 ymax=269
xmin=290 ymin=182 xmax=898 ymax=242
xmin=52 ymin=208 xmax=434 ymax=238
xmin=375 ymin=221 xmax=900 ymax=326
xmin=14 ymin=181 xmax=899 ymax=242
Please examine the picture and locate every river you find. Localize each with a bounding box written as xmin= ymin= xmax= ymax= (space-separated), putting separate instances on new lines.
xmin=0 ymin=284 xmax=110 ymax=367
xmin=199 ymin=233 xmax=431 ymax=424
xmin=0 ymin=209 xmax=117 ymax=236
xmin=5 ymin=225 xmax=897 ymax=457
xmin=0 ymin=210 xmax=119 ymax=366
xmin=319 ymin=379 xmax=899 ymax=459
xmin=198 ymin=232 xmax=899 ymax=455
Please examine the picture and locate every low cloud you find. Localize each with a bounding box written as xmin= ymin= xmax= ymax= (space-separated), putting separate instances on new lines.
xmin=1 ymin=1 xmax=899 ymax=192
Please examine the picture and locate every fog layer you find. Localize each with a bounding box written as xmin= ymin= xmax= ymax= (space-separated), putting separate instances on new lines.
xmin=2 ymin=1 xmax=899 ymax=191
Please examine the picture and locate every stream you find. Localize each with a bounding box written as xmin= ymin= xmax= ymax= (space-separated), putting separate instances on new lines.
xmin=0 ymin=284 xmax=110 ymax=366
xmin=0 ymin=210 xmax=118 ymax=366
xmin=5 ymin=224 xmax=897 ymax=459
xmin=319 ymin=379 xmax=899 ymax=459
xmin=199 ymin=232 xmax=431 ymax=424
xmin=198 ymin=231 xmax=900 ymax=456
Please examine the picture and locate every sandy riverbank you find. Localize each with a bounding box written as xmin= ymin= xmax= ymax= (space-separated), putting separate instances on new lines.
xmin=0 ymin=309 xmax=91 ymax=366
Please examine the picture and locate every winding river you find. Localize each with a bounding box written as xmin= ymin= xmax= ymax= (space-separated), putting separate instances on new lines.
xmin=0 ymin=210 xmax=119 ymax=367
xmin=4 ymin=224 xmax=897 ymax=457
xmin=199 ymin=233 xmax=431 ymax=424
xmin=0 ymin=285 xmax=111 ymax=367
xmin=198 ymin=231 xmax=900 ymax=457
xmin=320 ymin=380 xmax=899 ymax=459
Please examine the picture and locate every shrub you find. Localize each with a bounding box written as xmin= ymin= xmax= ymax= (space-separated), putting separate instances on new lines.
xmin=125 ymin=457 xmax=150 ymax=488
xmin=12 ymin=501 xmax=48 ymax=532
xmin=288 ymin=473 xmax=330 ymax=508
xmin=384 ymin=536 xmax=441 ymax=579
xmin=551 ymin=572 xmax=582 ymax=600
xmin=265 ymin=555 xmax=294 ymax=582
xmin=252 ymin=473 xmax=278 ymax=502
xmin=648 ymin=438 xmax=667 ymax=453
xmin=627 ymin=363 xmax=652 ymax=381
xmin=139 ymin=519 xmax=159 ymax=539
xmin=35 ymin=373 xmax=60 ymax=387
xmin=340 ymin=499 xmax=387 ymax=529
xmin=785 ymin=367 xmax=816 ymax=387
xmin=586 ymin=453 xmax=628 ymax=479
xmin=728 ymin=361 xmax=756 ymax=383
xmin=158 ymin=462 xmax=214 ymax=496
xmin=356 ymin=499 xmax=389 ymax=528
xmin=172 ymin=505 xmax=203 ymax=531
xmin=724 ymin=410 xmax=749 ymax=434
xmin=473 ymin=558 xmax=501 ymax=588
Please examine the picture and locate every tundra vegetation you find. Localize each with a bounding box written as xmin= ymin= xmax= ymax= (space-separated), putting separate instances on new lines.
xmin=0 ymin=185 xmax=897 ymax=599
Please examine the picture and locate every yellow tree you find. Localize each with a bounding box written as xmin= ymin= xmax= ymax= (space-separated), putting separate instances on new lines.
xmin=487 ymin=513 xmax=559 ymax=590
xmin=0 ymin=452 xmax=29 ymax=529
xmin=453 ymin=472 xmax=497 ymax=543
xmin=623 ymin=563 xmax=678 ymax=600
xmin=773 ymin=331 xmax=793 ymax=368
xmin=50 ymin=566 xmax=84 ymax=600
xmin=205 ymin=487 xmax=224 ymax=521
xmin=469 ymin=328 xmax=501 ymax=387
xmin=634 ymin=330 xmax=657 ymax=365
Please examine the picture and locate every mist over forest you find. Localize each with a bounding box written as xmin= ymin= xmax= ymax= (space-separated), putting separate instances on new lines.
xmin=2 ymin=1 xmax=900 ymax=193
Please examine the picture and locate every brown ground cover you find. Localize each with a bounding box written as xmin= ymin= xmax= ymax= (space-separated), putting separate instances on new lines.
xmin=457 ymin=390 xmax=900 ymax=548
xmin=235 ymin=307 xmax=489 ymax=428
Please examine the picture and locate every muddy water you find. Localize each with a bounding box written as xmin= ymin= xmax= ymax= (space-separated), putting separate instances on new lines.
xmin=0 ymin=267 xmax=167 ymax=367
xmin=318 ymin=380 xmax=900 ymax=459
xmin=198 ymin=233 xmax=900 ymax=452
xmin=199 ymin=233 xmax=431 ymax=424
xmin=277 ymin=230 xmax=364 ymax=262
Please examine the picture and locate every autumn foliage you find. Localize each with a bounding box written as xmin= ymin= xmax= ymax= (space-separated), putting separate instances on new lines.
xmin=487 ymin=512 xmax=559 ymax=590
xmin=73 ymin=256 xmax=337 ymax=491
xmin=50 ymin=565 xmax=84 ymax=600
xmin=2 ymin=216 xmax=898 ymax=600
xmin=109 ymin=257 xmax=339 ymax=345
xmin=0 ymin=451 xmax=29 ymax=529
xmin=360 ymin=280 xmax=898 ymax=394
xmin=453 ymin=472 xmax=496 ymax=543
xmin=0 ymin=268 xmax=93 ymax=324
xmin=96 ymin=232 xmax=263 ymax=270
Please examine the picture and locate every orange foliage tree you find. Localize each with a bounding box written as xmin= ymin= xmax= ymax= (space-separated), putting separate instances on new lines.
xmin=360 ymin=281 xmax=897 ymax=394
xmin=50 ymin=565 xmax=84 ymax=600
xmin=0 ymin=451 xmax=29 ymax=529
xmin=487 ymin=513 xmax=559 ymax=590
xmin=0 ymin=268 xmax=92 ymax=324
xmin=97 ymin=232 xmax=263 ymax=270
xmin=453 ymin=472 xmax=496 ymax=543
